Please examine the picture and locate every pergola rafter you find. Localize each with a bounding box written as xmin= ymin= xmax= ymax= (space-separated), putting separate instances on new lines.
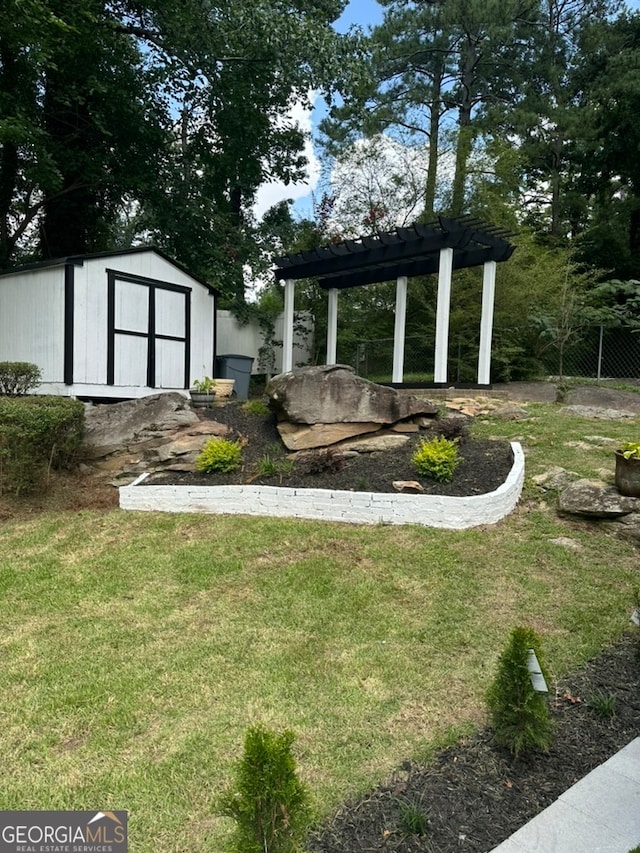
xmin=272 ymin=215 xmax=515 ymax=386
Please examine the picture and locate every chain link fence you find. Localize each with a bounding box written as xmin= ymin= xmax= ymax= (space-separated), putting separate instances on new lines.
xmin=539 ymin=325 xmax=640 ymax=381
xmin=354 ymin=325 xmax=640 ymax=384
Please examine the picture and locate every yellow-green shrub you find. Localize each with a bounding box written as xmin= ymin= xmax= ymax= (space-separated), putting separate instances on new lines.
xmin=195 ymin=437 xmax=242 ymax=473
xmin=411 ymin=435 xmax=460 ymax=482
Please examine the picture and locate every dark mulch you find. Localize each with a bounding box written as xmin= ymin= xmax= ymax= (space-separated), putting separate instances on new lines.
xmin=145 ymin=401 xmax=513 ymax=495
xmin=307 ymin=635 xmax=640 ymax=853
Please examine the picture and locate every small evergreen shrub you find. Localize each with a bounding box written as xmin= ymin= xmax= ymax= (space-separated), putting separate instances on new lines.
xmin=195 ymin=437 xmax=242 ymax=473
xmin=0 ymin=396 xmax=84 ymax=494
xmin=218 ymin=724 xmax=313 ymax=853
xmin=0 ymin=361 xmax=42 ymax=396
xmin=486 ymin=626 xmax=553 ymax=757
xmin=412 ymin=436 xmax=460 ymax=482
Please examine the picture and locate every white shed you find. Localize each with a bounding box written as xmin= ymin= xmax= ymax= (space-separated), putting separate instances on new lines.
xmin=0 ymin=247 xmax=218 ymax=399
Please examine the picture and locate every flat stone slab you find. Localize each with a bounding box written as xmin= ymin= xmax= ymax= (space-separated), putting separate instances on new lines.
xmin=563 ymin=405 xmax=638 ymax=420
xmin=558 ymin=479 xmax=640 ymax=517
xmin=277 ymin=420 xmax=381 ymax=450
xmin=490 ymin=738 xmax=640 ymax=853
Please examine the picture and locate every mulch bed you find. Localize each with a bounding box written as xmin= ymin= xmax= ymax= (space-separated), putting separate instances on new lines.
xmin=306 ymin=634 xmax=640 ymax=853
xmin=145 ymin=402 xmax=514 ymax=496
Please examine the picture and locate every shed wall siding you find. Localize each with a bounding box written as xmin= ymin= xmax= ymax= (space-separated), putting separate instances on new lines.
xmin=0 ymin=267 xmax=65 ymax=380
xmin=72 ymin=254 xmax=214 ymax=389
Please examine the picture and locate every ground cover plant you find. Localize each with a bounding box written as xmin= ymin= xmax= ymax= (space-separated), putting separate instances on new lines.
xmin=0 ymin=389 xmax=638 ymax=852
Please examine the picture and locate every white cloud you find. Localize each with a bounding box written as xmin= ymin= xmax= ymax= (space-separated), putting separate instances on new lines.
xmin=253 ymin=95 xmax=321 ymax=220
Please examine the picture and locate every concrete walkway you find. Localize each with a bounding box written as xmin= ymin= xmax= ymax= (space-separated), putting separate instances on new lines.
xmin=490 ymin=737 xmax=640 ymax=853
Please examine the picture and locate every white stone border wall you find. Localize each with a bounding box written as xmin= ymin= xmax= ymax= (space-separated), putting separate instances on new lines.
xmin=119 ymin=442 xmax=524 ymax=530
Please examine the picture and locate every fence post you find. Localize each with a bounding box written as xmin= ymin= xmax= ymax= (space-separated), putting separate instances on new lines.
xmin=597 ymin=324 xmax=604 ymax=384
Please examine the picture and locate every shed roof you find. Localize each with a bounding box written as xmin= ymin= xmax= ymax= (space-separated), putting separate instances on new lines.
xmin=273 ymin=215 xmax=515 ymax=290
xmin=0 ymin=246 xmax=218 ymax=294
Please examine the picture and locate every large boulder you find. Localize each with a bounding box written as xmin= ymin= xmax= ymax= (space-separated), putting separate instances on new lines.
xmin=266 ymin=365 xmax=438 ymax=425
xmin=82 ymin=392 xmax=198 ymax=459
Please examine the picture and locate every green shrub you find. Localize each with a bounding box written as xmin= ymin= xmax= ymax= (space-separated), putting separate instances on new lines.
xmin=0 ymin=361 xmax=42 ymax=396
xmin=396 ymin=795 xmax=429 ymax=836
xmin=0 ymin=396 xmax=84 ymax=494
xmin=241 ymin=400 xmax=270 ymax=416
xmin=486 ymin=626 xmax=554 ymax=757
xmin=195 ymin=437 xmax=242 ymax=473
xmin=587 ymin=691 xmax=617 ymax=718
xmin=257 ymin=451 xmax=293 ymax=480
xmin=219 ymin=724 xmax=313 ymax=853
xmin=412 ymin=436 xmax=460 ymax=482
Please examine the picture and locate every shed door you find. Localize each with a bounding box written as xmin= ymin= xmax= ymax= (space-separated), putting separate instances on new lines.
xmin=107 ymin=271 xmax=191 ymax=388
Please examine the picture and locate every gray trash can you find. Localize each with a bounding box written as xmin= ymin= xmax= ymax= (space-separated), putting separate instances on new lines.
xmin=215 ymin=354 xmax=254 ymax=400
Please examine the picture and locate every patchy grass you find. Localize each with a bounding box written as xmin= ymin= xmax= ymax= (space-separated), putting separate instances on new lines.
xmin=0 ymin=401 xmax=639 ymax=851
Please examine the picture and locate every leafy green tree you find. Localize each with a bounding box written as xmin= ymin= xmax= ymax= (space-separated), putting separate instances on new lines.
xmin=320 ymin=0 xmax=535 ymax=218
xmin=0 ymin=0 xmax=360 ymax=302
xmin=570 ymin=11 xmax=640 ymax=278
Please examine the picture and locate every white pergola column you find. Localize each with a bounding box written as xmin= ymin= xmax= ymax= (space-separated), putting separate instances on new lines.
xmin=326 ymin=287 xmax=338 ymax=365
xmin=282 ymin=278 xmax=295 ymax=373
xmin=392 ymin=275 xmax=408 ymax=382
xmin=477 ymin=260 xmax=497 ymax=385
xmin=434 ymin=247 xmax=454 ymax=383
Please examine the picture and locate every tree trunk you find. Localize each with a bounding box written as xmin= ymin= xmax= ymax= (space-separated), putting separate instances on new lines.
xmin=451 ymin=38 xmax=477 ymax=216
xmin=424 ymin=65 xmax=444 ymax=219
xmin=550 ymin=132 xmax=563 ymax=240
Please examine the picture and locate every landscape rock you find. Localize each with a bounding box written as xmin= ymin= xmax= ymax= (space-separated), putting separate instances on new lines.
xmin=338 ymin=432 xmax=411 ymax=453
xmin=611 ymin=513 xmax=640 ymax=541
xmin=155 ymin=434 xmax=212 ymax=462
xmin=491 ymin=404 xmax=530 ymax=420
xmin=558 ymin=479 xmax=640 ymax=517
xmin=532 ymin=466 xmax=581 ymax=491
xmin=82 ymin=392 xmax=197 ymax=459
xmin=548 ymin=537 xmax=583 ymax=551
xmin=266 ymin=365 xmax=438 ymax=425
xmin=562 ymin=405 xmax=637 ymax=420
xmin=277 ymin=420 xmax=381 ymax=451
xmin=393 ymin=480 xmax=425 ymax=493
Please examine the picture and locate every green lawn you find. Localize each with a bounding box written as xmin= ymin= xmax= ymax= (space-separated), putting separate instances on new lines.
xmin=1 ymin=400 xmax=639 ymax=851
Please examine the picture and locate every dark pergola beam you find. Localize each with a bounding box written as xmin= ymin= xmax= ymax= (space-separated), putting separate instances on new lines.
xmin=273 ymin=217 xmax=513 ymax=285
xmin=317 ymin=243 xmax=515 ymax=290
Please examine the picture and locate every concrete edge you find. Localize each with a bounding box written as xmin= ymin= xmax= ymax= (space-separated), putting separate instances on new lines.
xmin=118 ymin=441 xmax=524 ymax=529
